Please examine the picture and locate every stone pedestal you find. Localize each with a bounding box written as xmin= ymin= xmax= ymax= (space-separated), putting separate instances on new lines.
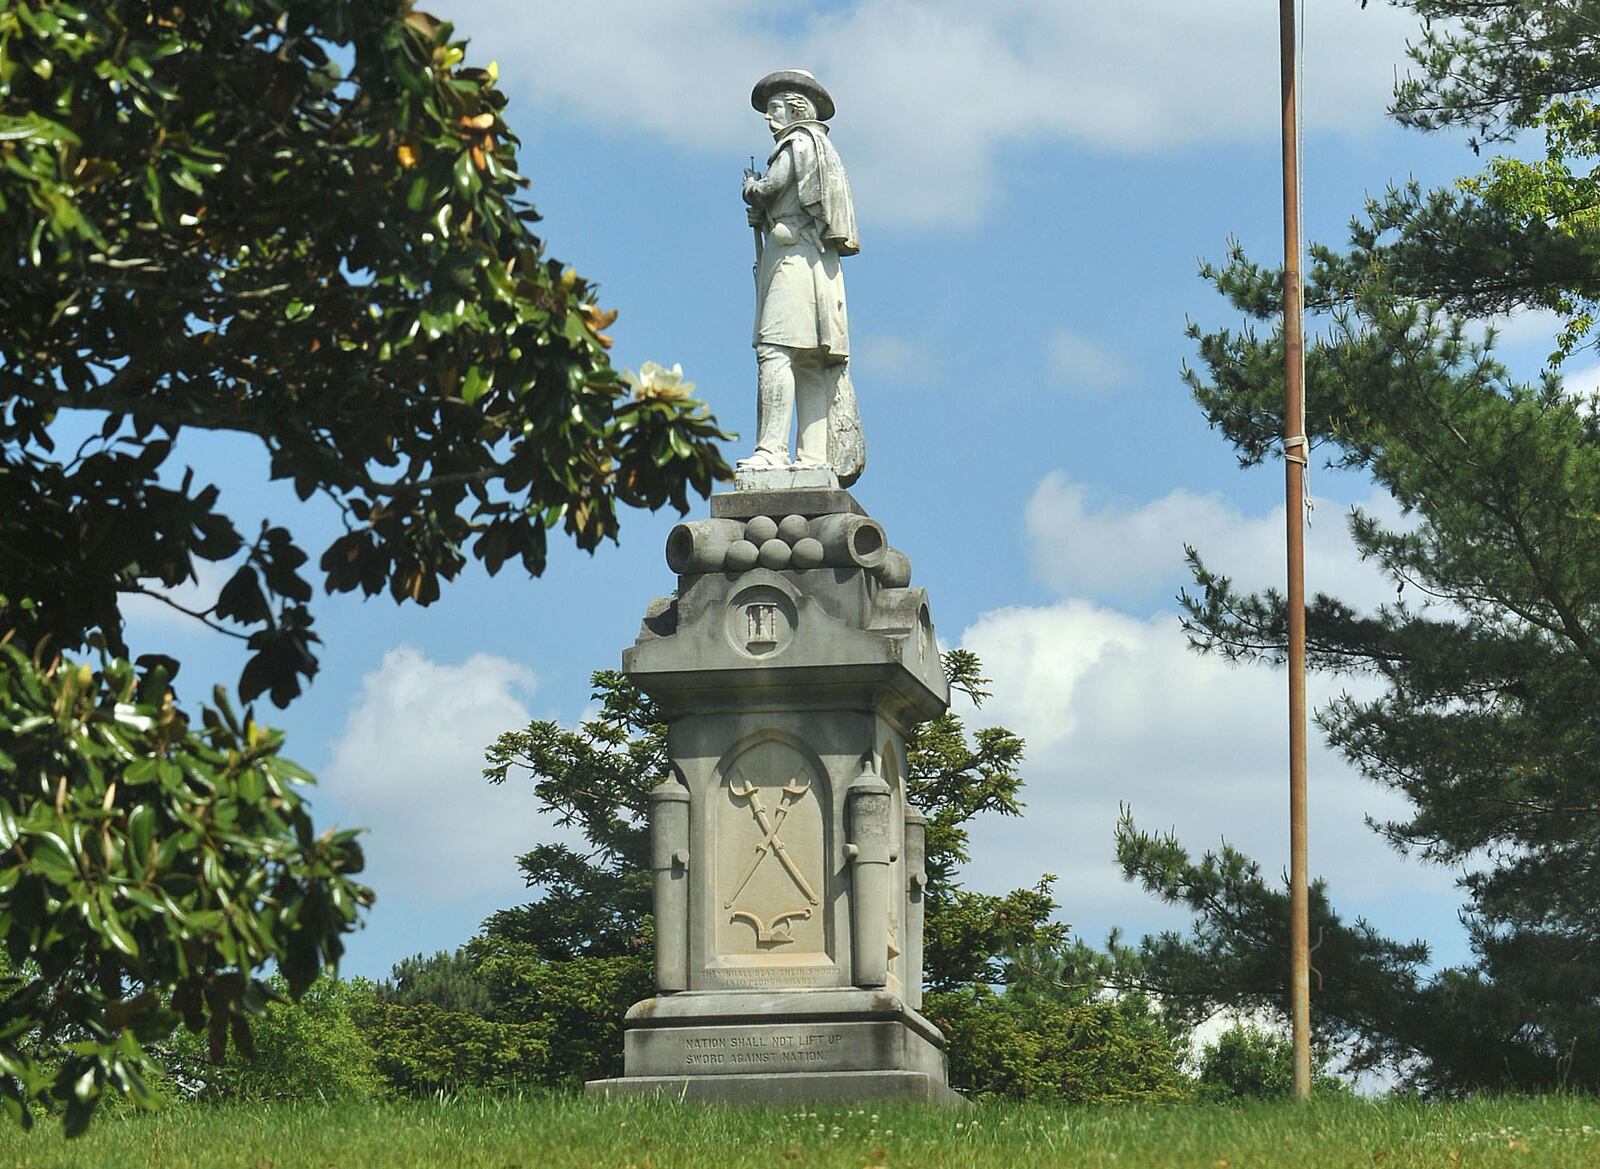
xmin=586 ymin=487 xmax=961 ymax=1105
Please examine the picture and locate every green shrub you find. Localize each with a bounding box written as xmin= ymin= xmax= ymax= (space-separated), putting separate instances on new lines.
xmin=471 ymin=941 xmax=653 ymax=1088
xmin=1196 ymin=1023 xmax=1349 ymax=1100
xmin=926 ymin=986 xmax=1193 ymax=1103
xmin=355 ymin=1002 xmax=549 ymax=1095
xmin=156 ymin=976 xmax=385 ymax=1102
xmin=377 ymin=949 xmax=493 ymax=1015
xmin=355 ymin=943 xmax=648 ymax=1094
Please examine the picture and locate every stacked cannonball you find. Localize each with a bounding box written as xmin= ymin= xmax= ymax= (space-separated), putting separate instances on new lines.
xmin=726 ymin=513 xmax=825 ymax=572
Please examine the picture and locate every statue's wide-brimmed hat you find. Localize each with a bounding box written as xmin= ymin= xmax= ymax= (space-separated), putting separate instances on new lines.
xmin=751 ymin=69 xmax=835 ymax=121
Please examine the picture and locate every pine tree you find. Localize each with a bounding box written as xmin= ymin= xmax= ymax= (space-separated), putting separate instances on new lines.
xmin=1116 ymin=0 xmax=1600 ymax=1093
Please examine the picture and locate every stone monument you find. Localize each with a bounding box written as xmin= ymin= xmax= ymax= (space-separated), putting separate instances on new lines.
xmin=586 ymin=70 xmax=960 ymax=1105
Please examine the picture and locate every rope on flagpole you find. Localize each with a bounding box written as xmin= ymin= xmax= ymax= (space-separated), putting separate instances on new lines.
xmin=1291 ymin=0 xmax=1314 ymax=526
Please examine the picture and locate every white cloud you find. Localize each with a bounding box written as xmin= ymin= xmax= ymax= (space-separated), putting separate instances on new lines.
xmin=1479 ymin=307 xmax=1565 ymax=351
xmin=448 ymin=0 xmax=1421 ymax=226
xmin=998 ymin=474 xmax=1474 ymax=958
xmin=855 ymin=332 xmax=938 ymax=383
xmin=954 ymin=599 xmax=1460 ymax=945
xmin=1025 ymin=473 xmax=1409 ymax=611
xmin=1046 ymin=329 xmax=1129 ymax=393
xmin=323 ymin=647 xmax=557 ymax=902
xmin=1554 ymin=360 xmax=1600 ymax=405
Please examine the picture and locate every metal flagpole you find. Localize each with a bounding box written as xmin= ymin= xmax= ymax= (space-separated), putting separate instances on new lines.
xmin=1279 ymin=0 xmax=1313 ymax=1101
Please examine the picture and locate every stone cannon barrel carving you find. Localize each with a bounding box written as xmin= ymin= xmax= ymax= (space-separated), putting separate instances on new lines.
xmin=648 ymin=779 xmax=692 ymax=992
xmin=666 ymin=513 xmax=892 ymax=576
xmin=845 ymin=764 xmax=893 ymax=990
xmin=666 ymin=518 xmax=745 ymax=575
xmin=809 ymin=513 xmax=886 ymax=570
xmin=876 ymin=547 xmax=911 ymax=589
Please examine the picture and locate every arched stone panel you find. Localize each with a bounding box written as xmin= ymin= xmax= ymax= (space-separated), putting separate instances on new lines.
xmin=713 ymin=732 xmax=831 ymax=961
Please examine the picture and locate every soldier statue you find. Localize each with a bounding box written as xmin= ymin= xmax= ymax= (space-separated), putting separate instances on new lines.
xmin=739 ymin=69 xmax=865 ymax=485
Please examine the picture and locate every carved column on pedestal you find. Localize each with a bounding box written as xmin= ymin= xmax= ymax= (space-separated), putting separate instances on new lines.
xmin=846 ymin=763 xmax=892 ymax=989
xmin=902 ymin=805 xmax=927 ymax=1011
xmin=649 ymin=778 xmax=692 ymax=992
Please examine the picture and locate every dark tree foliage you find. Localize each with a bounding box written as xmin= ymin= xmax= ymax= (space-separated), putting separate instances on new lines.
xmin=923 ymin=906 xmax=1193 ymax=1103
xmin=1107 ymin=815 xmax=1431 ymax=1081
xmin=0 ymin=0 xmax=729 ymax=1132
xmin=156 ymin=975 xmax=385 ymax=1103
xmin=1119 ymin=0 xmax=1600 ymax=1093
xmin=1195 ymin=1023 xmax=1345 ymax=1102
xmin=910 ymin=650 xmax=1065 ymax=990
xmin=376 ymin=948 xmax=491 ymax=1015
xmin=1391 ymin=1 xmax=1600 ymax=144
xmin=1 ymin=0 xmax=730 ymax=708
xmin=1308 ymin=4 xmax=1600 ymax=357
xmin=354 ymin=998 xmax=549 ymax=1096
xmin=930 ymin=983 xmax=1191 ymax=1104
xmin=478 ymin=671 xmax=661 ymax=963
xmin=0 ymin=644 xmax=370 ymax=1131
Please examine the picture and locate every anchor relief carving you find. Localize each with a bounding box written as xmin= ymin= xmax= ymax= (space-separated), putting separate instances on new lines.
xmin=730 ymin=907 xmax=813 ymax=944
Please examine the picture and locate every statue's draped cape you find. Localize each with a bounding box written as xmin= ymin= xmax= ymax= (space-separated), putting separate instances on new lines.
xmin=754 ymin=123 xmax=855 ymax=357
xmin=772 ymin=122 xmax=858 ymax=256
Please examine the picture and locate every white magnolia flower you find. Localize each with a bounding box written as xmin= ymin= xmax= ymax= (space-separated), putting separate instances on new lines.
xmin=624 ymin=360 xmax=696 ymax=401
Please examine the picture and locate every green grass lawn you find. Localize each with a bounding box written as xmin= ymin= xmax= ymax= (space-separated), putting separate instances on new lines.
xmin=0 ymin=1093 xmax=1596 ymax=1169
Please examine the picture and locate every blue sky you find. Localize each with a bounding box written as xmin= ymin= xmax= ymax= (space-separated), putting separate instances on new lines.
xmin=117 ymin=2 xmax=1584 ymax=983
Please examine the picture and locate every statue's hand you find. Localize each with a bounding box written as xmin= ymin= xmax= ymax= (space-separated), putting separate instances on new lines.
xmin=742 ymin=175 xmax=762 ymax=205
xmin=746 ymin=205 xmax=764 ymax=228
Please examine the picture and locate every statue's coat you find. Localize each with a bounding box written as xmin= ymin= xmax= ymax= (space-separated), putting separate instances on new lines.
xmin=752 ymin=122 xmax=857 ymax=358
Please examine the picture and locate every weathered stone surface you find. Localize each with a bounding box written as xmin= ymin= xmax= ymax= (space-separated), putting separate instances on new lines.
xmin=711 ymin=486 xmax=864 ymax=520
xmin=733 ymin=464 xmax=839 ymax=493
xmin=590 ymin=485 xmax=958 ymax=1104
xmin=625 ymin=1018 xmax=944 ymax=1080
xmin=623 ymin=987 xmax=941 ymax=1029
xmin=586 ymin=1070 xmax=966 ymax=1105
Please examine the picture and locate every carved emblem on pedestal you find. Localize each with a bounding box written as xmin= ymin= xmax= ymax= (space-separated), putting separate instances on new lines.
xmin=715 ymin=738 xmax=828 ymax=960
xmin=725 ymin=585 xmax=797 ymax=659
xmin=745 ymin=602 xmax=780 ymax=653
xmin=725 ymin=772 xmax=817 ymax=947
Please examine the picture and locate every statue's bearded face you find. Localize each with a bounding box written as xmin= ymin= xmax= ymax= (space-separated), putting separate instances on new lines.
xmin=764 ymin=95 xmax=792 ymax=137
xmin=765 ymin=92 xmax=815 ymax=137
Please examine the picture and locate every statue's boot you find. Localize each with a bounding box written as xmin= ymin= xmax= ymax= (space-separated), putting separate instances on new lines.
xmin=737 ymin=449 xmax=789 ymax=470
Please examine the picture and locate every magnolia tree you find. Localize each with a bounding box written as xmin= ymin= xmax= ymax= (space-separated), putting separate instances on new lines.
xmin=0 ymin=0 xmax=728 ymax=1131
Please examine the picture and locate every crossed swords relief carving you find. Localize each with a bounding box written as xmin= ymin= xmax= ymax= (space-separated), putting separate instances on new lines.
xmin=725 ymin=770 xmax=817 ymax=945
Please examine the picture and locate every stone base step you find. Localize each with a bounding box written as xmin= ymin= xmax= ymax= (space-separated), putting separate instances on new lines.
xmin=585 ymin=1069 xmax=966 ymax=1105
